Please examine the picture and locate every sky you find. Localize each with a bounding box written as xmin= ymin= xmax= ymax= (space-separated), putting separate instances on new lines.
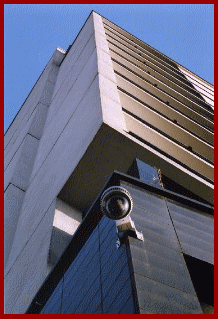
xmin=4 ymin=4 xmax=214 ymax=132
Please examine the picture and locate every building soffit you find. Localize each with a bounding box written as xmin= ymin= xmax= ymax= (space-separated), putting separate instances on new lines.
xmin=58 ymin=123 xmax=214 ymax=214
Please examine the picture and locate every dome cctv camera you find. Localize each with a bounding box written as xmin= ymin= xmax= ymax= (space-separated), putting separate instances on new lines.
xmin=100 ymin=186 xmax=143 ymax=241
xmin=100 ymin=186 xmax=133 ymax=220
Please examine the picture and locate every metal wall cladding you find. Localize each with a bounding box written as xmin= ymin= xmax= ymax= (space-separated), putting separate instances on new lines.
xmin=166 ymin=199 xmax=214 ymax=265
xmin=40 ymin=216 xmax=135 ymax=314
xmin=120 ymin=181 xmax=203 ymax=314
xmin=40 ymin=279 xmax=64 ymax=314
xmin=40 ymin=179 xmax=213 ymax=314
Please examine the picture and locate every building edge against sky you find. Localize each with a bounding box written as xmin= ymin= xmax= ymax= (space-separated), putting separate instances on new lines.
xmin=4 ymin=11 xmax=214 ymax=314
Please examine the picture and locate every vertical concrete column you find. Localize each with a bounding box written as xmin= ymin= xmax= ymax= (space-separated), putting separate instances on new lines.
xmin=4 ymin=200 xmax=56 ymax=314
xmin=4 ymin=185 xmax=25 ymax=267
xmin=4 ymin=48 xmax=65 ymax=269
xmin=92 ymin=12 xmax=127 ymax=133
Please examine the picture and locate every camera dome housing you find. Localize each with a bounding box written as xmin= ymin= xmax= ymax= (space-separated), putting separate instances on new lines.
xmin=100 ymin=186 xmax=133 ymax=220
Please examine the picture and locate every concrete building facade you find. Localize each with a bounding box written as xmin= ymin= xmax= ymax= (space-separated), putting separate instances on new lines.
xmin=4 ymin=11 xmax=214 ymax=314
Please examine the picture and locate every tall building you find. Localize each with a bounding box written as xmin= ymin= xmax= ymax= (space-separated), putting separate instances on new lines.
xmin=4 ymin=11 xmax=214 ymax=314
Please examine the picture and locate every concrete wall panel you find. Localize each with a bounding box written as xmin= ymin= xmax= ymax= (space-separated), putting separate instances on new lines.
xmin=28 ymin=103 xmax=49 ymax=139
xmin=4 ymin=112 xmax=34 ymax=163
xmin=100 ymin=93 xmax=127 ymax=132
xmin=5 ymin=47 xmax=62 ymax=152
xmin=54 ymin=199 xmax=82 ymax=235
xmin=39 ymin=80 xmax=56 ymax=107
xmin=4 ymin=145 xmax=23 ymax=191
xmin=31 ymin=49 xmax=99 ymax=179
xmin=48 ymin=199 xmax=82 ymax=267
xmin=5 ymin=61 xmax=60 ymax=170
xmin=93 ymin=12 xmax=127 ymax=133
xmin=46 ymin=34 xmax=96 ymax=126
xmin=96 ymin=48 xmax=116 ymax=82
xmin=5 ymin=75 xmax=103 ymax=275
xmin=4 ymin=63 xmax=50 ymax=149
xmin=93 ymin=12 xmax=106 ymax=36
xmin=47 ymin=63 xmax=60 ymax=84
xmin=95 ymin=32 xmax=111 ymax=55
xmin=5 ymin=134 xmax=39 ymax=191
xmin=4 ymin=184 xmax=25 ymax=267
xmin=52 ymin=13 xmax=94 ymax=98
xmin=10 ymin=134 xmax=39 ymax=191
xmin=5 ymin=201 xmax=56 ymax=314
xmin=98 ymin=74 xmax=120 ymax=104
